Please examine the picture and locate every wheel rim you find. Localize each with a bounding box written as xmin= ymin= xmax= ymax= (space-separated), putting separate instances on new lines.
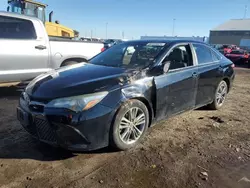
xmin=119 ymin=107 xmax=146 ymax=145
xmin=216 ymin=82 xmax=228 ymax=106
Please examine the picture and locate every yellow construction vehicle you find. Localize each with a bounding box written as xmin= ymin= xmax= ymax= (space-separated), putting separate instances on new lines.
xmin=7 ymin=0 xmax=78 ymax=38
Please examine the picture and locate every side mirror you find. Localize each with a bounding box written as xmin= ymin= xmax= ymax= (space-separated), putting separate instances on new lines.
xmin=148 ymin=62 xmax=170 ymax=76
xmin=163 ymin=61 xmax=171 ymax=73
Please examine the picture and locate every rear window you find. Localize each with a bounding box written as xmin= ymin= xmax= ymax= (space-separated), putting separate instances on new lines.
xmin=0 ymin=15 xmax=37 ymax=39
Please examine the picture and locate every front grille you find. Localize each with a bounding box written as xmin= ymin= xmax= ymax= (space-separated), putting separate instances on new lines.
xmin=25 ymin=123 xmax=38 ymax=137
xmin=35 ymin=118 xmax=57 ymax=144
xmin=19 ymin=113 xmax=38 ymax=137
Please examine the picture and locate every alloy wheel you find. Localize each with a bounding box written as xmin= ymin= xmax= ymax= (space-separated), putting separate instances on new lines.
xmin=119 ymin=107 xmax=146 ymax=145
xmin=216 ymin=82 xmax=228 ymax=107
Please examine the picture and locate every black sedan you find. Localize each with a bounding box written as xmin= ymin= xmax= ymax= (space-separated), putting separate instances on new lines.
xmin=17 ymin=40 xmax=235 ymax=151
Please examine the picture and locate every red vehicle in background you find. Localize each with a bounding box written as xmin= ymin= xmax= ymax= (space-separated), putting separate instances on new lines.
xmin=225 ymin=45 xmax=240 ymax=54
xmin=225 ymin=50 xmax=249 ymax=66
xmin=215 ymin=44 xmax=239 ymax=55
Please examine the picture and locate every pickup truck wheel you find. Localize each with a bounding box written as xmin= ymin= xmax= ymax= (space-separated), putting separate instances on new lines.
xmin=61 ymin=61 xmax=78 ymax=66
xmin=208 ymin=80 xmax=228 ymax=110
xmin=110 ymin=100 xmax=149 ymax=151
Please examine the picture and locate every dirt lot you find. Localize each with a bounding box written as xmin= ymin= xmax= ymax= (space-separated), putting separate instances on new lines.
xmin=0 ymin=68 xmax=250 ymax=188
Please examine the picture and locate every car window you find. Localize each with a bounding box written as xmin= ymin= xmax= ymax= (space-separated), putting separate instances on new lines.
xmin=90 ymin=42 xmax=167 ymax=68
xmin=163 ymin=44 xmax=193 ymax=70
xmin=230 ymin=50 xmax=245 ymax=55
xmin=122 ymin=46 xmax=136 ymax=65
xmin=193 ymin=44 xmax=214 ymax=64
xmin=211 ymin=49 xmax=221 ymax=61
xmin=0 ymin=15 xmax=37 ymax=39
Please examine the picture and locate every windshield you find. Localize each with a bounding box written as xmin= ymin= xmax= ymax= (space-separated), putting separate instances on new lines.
xmin=24 ymin=2 xmax=46 ymax=23
xmin=230 ymin=50 xmax=245 ymax=55
xmin=89 ymin=42 xmax=168 ymax=68
xmin=9 ymin=1 xmax=46 ymax=23
xmin=9 ymin=1 xmax=22 ymax=13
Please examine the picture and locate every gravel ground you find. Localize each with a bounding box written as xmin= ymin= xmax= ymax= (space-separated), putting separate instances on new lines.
xmin=0 ymin=68 xmax=250 ymax=188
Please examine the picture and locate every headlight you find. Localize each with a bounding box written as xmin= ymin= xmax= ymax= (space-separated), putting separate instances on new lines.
xmin=46 ymin=91 xmax=108 ymax=112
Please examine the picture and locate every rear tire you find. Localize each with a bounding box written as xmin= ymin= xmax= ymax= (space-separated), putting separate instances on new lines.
xmin=110 ymin=100 xmax=149 ymax=151
xmin=208 ymin=80 xmax=228 ymax=110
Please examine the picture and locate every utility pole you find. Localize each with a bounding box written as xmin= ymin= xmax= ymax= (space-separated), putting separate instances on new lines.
xmin=172 ymin=18 xmax=176 ymax=36
xmin=91 ymin=30 xmax=93 ymax=39
xmin=105 ymin=22 xmax=108 ymax=39
xmin=244 ymin=5 xmax=248 ymax=19
xmin=122 ymin=31 xmax=124 ymax=39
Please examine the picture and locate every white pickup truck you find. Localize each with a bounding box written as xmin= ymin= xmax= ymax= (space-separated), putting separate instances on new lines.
xmin=0 ymin=11 xmax=104 ymax=86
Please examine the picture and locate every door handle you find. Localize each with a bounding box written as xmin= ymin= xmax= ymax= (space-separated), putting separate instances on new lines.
xmin=35 ymin=45 xmax=47 ymax=50
xmin=192 ymin=72 xmax=198 ymax=77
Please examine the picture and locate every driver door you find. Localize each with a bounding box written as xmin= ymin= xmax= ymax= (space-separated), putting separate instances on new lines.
xmin=154 ymin=43 xmax=198 ymax=121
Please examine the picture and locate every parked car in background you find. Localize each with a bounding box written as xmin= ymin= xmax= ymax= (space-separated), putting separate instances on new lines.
xmin=101 ymin=39 xmax=124 ymax=52
xmin=17 ymin=40 xmax=235 ymax=151
xmin=214 ymin=44 xmax=239 ymax=55
xmin=0 ymin=11 xmax=104 ymax=86
xmin=225 ymin=50 xmax=250 ymax=66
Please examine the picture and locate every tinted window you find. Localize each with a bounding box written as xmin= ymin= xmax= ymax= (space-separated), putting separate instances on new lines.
xmin=164 ymin=44 xmax=193 ymax=70
xmin=90 ymin=42 xmax=167 ymax=68
xmin=193 ymin=44 xmax=214 ymax=64
xmin=211 ymin=49 xmax=221 ymax=61
xmin=0 ymin=16 xmax=36 ymax=39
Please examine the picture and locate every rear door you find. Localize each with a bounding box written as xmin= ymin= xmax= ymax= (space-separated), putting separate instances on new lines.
xmin=192 ymin=43 xmax=223 ymax=107
xmin=0 ymin=15 xmax=50 ymax=83
xmin=154 ymin=43 xmax=198 ymax=120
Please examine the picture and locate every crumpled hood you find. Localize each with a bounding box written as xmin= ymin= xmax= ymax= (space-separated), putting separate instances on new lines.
xmin=26 ymin=63 xmax=129 ymax=100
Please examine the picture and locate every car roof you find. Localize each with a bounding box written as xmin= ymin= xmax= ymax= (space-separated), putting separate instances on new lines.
xmin=126 ymin=39 xmax=207 ymax=45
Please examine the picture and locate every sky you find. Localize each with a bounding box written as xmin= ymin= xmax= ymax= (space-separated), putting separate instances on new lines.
xmin=1 ymin=0 xmax=250 ymax=39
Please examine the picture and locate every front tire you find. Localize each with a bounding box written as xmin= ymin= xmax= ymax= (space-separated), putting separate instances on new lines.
xmin=208 ymin=80 xmax=228 ymax=110
xmin=110 ymin=100 xmax=149 ymax=150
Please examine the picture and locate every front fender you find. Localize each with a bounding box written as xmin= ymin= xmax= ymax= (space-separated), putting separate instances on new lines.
xmin=120 ymin=77 xmax=156 ymax=121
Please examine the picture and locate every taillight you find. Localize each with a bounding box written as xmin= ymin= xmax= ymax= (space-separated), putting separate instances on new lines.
xmin=101 ymin=47 xmax=105 ymax=52
xmin=231 ymin=63 xmax=235 ymax=68
xmin=244 ymin=54 xmax=249 ymax=58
